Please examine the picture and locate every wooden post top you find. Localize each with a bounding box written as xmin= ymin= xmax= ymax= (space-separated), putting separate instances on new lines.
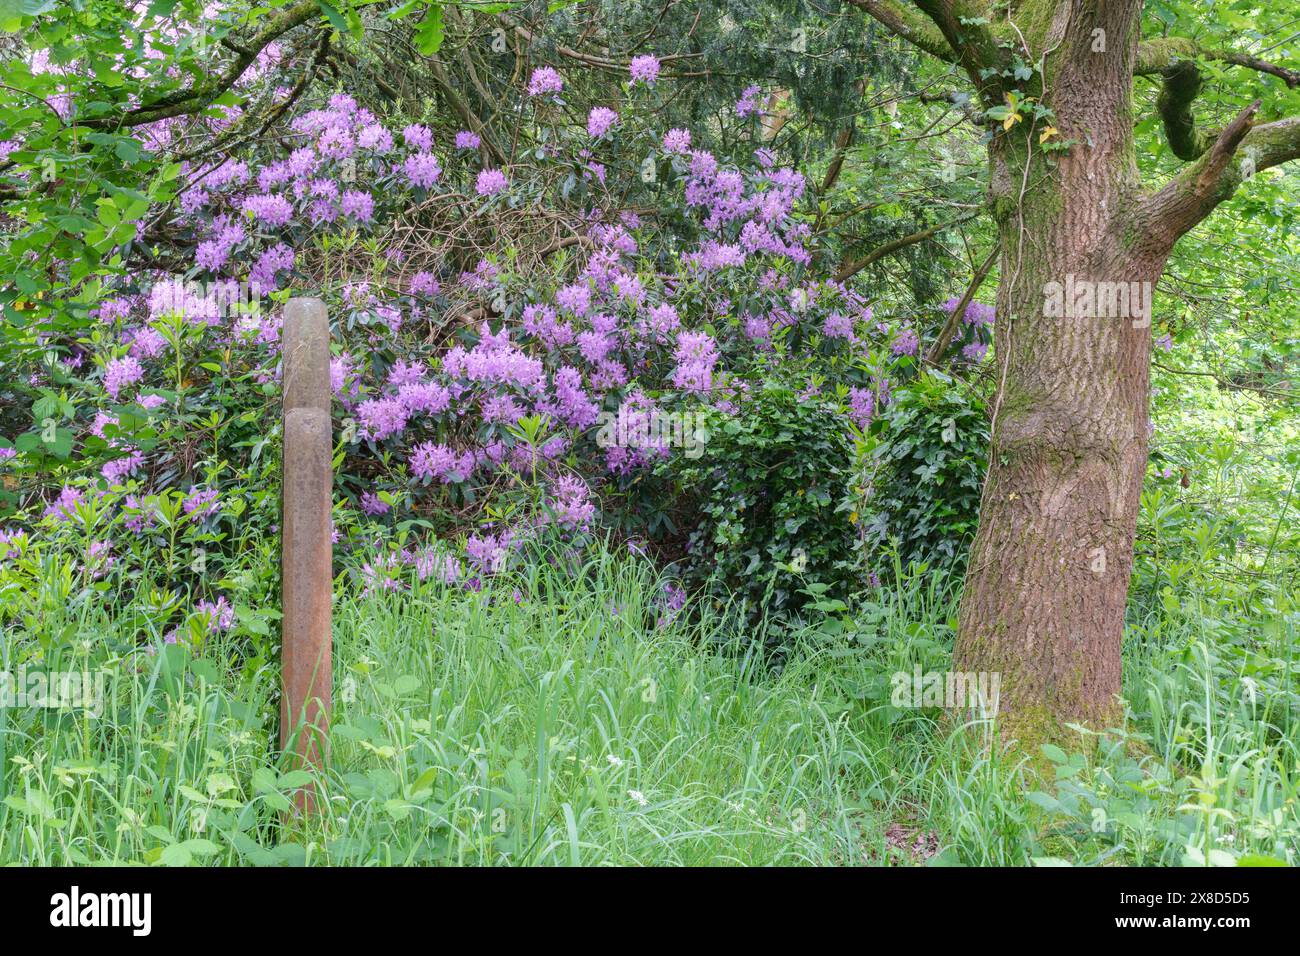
xmin=282 ymin=297 xmax=330 ymax=413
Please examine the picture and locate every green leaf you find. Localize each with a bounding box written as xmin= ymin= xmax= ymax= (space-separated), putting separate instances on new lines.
xmin=261 ymin=790 xmax=293 ymax=812
xmin=1040 ymin=743 xmax=1069 ymax=765
xmin=159 ymin=842 xmax=193 ymax=866
xmin=252 ymin=767 xmax=280 ymax=794
xmin=181 ymin=838 xmax=220 ymax=857
xmin=1024 ymin=791 xmax=1060 ymax=812
xmin=45 ymin=427 xmax=73 ymax=460
xmin=277 ymin=769 xmax=314 ymax=789
xmin=114 ymin=137 xmax=141 ymax=164
xmin=316 ymin=0 xmax=349 ymax=33
xmin=415 ymin=4 xmax=445 ymax=55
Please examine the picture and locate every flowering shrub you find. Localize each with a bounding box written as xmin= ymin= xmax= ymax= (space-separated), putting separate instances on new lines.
xmin=939 ymin=296 xmax=995 ymax=366
xmin=1 ymin=62 xmax=992 ymax=642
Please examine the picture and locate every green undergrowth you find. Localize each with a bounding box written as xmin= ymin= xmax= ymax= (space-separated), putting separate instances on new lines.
xmin=1 ymin=545 xmax=1296 ymax=866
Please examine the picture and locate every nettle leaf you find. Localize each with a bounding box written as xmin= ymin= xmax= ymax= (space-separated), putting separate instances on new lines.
xmin=1040 ymin=743 xmax=1069 ymax=765
xmin=43 ymin=427 xmax=74 ymax=459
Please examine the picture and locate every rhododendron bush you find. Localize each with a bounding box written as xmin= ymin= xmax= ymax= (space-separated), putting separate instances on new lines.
xmin=2 ymin=56 xmax=993 ymax=643
xmin=4 ymin=0 xmax=1300 ymax=876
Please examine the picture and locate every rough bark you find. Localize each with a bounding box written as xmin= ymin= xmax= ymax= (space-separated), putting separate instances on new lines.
xmin=850 ymin=0 xmax=1300 ymax=747
xmin=952 ymin=1 xmax=1154 ymax=741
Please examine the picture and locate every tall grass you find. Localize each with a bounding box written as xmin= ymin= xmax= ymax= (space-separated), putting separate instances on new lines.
xmin=1 ymin=545 xmax=1296 ymax=865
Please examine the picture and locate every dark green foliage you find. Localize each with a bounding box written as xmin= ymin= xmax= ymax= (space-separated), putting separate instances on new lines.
xmin=861 ymin=372 xmax=988 ymax=573
xmin=661 ymin=374 xmax=863 ymax=629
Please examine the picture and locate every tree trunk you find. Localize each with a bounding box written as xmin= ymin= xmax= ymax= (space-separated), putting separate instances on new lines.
xmin=951 ymin=9 xmax=1163 ymax=742
xmin=845 ymin=0 xmax=1300 ymax=750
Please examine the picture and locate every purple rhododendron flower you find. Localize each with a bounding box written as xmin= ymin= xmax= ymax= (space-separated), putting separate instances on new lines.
xmin=588 ymin=107 xmax=619 ymax=138
xmin=475 ymin=168 xmax=508 ymax=196
xmin=357 ymin=123 xmax=394 ymax=152
xmin=629 ymin=55 xmax=660 ymax=85
xmin=556 ymin=282 xmax=593 ymax=317
xmin=942 ymin=297 xmax=995 ymax=327
xmin=402 ymin=123 xmax=433 ymax=151
xmin=316 ymin=125 xmax=354 ymax=160
xmin=242 ymin=193 xmax=293 ymax=226
xmin=892 ymin=328 xmax=919 ymax=356
xmin=44 ymin=487 xmax=84 ymax=521
xmin=128 ymin=327 xmax=166 ymax=359
xmin=527 ymin=67 xmax=564 ymax=96
xmin=736 ymin=84 xmax=762 ymax=117
xmin=403 ymin=152 xmax=442 ymax=188
xmin=104 ymin=356 xmax=144 ymax=399
xmin=822 ymin=312 xmax=856 ymax=340
xmin=409 ymin=271 xmax=439 ymax=296
xmin=848 ymin=387 xmax=876 ymax=429
xmin=102 ymin=449 xmax=144 ymax=483
xmin=547 ymin=475 xmax=596 ymax=531
xmin=183 ymin=488 xmax=219 ymax=519
xmin=663 ymin=128 xmax=691 ymax=154
xmin=196 ymin=596 xmax=235 ymax=633
xmin=410 ymin=442 xmax=474 ymax=483
xmin=357 ymin=396 xmax=410 ymax=441
xmin=340 ymin=190 xmax=374 ymax=222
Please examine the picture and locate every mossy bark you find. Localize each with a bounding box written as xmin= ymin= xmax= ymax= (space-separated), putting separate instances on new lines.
xmin=846 ymin=0 xmax=1300 ymax=754
xmin=952 ymin=1 xmax=1161 ymax=747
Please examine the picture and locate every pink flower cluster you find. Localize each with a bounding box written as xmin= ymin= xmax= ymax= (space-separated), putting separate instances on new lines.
xmin=527 ymin=67 xmax=564 ymax=97
xmin=629 ymin=55 xmax=660 ymax=85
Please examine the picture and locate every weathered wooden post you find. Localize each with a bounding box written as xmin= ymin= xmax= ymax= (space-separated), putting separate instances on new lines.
xmin=281 ymin=297 xmax=332 ymax=811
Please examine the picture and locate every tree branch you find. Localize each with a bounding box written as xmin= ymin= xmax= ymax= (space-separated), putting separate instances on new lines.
xmin=426 ymin=57 xmax=508 ymax=167
xmin=924 ymin=241 xmax=998 ymax=365
xmin=834 ymin=209 xmax=979 ymax=282
xmin=82 ymin=0 xmax=357 ymax=130
xmin=846 ymin=0 xmax=959 ymax=66
xmin=1156 ymin=61 xmax=1215 ymax=160
xmin=1149 ymin=34 xmax=1300 ymax=163
xmin=1139 ymin=104 xmax=1300 ymax=243
xmin=911 ymin=0 xmax=1003 ymax=95
xmin=1136 ymin=37 xmax=1300 ymax=87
